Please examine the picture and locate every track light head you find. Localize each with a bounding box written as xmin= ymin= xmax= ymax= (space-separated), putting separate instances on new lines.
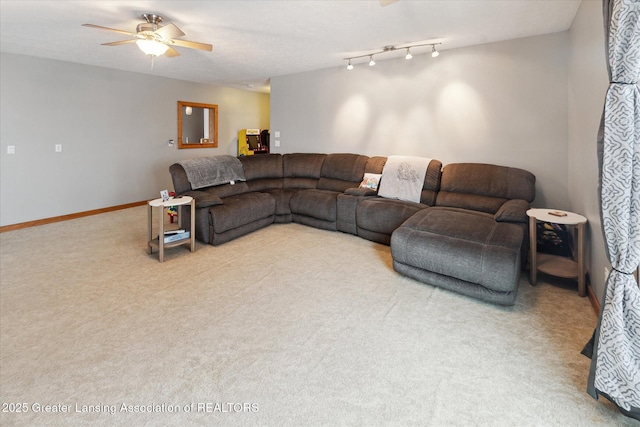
xmin=405 ymin=48 xmax=412 ymax=60
xmin=369 ymin=55 xmax=375 ymax=66
xmin=347 ymin=59 xmax=353 ymax=70
xmin=431 ymin=45 xmax=440 ymax=58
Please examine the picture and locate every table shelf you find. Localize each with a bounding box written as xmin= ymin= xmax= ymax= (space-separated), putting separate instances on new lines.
xmin=149 ymin=235 xmax=192 ymax=250
xmin=536 ymin=253 xmax=579 ymax=279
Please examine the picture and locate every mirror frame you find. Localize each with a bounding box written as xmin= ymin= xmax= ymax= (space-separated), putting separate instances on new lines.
xmin=177 ymin=101 xmax=219 ymax=149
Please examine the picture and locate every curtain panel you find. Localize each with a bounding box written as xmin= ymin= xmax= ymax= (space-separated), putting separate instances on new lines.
xmin=585 ymin=0 xmax=640 ymax=420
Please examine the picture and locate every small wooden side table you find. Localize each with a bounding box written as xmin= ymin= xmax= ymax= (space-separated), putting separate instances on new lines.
xmin=527 ymin=208 xmax=587 ymax=296
xmin=148 ymin=196 xmax=195 ymax=262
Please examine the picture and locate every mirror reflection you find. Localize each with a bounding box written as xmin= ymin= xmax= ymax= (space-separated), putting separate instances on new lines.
xmin=177 ymin=101 xmax=218 ymax=149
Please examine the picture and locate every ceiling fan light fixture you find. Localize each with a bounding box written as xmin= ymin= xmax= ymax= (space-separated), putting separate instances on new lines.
xmin=136 ymin=39 xmax=169 ymax=57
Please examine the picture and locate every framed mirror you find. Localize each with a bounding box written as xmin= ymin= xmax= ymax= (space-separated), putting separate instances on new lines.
xmin=177 ymin=101 xmax=218 ymax=149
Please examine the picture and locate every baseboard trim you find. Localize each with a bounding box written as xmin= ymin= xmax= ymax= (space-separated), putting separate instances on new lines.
xmin=587 ymin=284 xmax=601 ymax=316
xmin=0 ymin=201 xmax=147 ymax=233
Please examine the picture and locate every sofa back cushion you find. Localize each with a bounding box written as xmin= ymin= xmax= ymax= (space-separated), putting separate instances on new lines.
xmin=365 ymin=156 xmax=388 ymax=174
xmin=317 ymin=153 xmax=368 ymax=192
xmin=283 ymin=153 xmax=326 ymax=189
xmin=239 ymin=154 xmax=284 ymax=191
xmin=421 ymin=160 xmax=443 ymax=206
xmin=436 ymin=163 xmax=535 ymax=214
xmin=169 ymin=163 xmax=249 ymax=198
xmin=169 ymin=163 xmax=192 ymax=194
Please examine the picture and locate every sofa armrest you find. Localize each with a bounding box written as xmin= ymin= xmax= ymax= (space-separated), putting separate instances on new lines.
xmin=184 ymin=190 xmax=223 ymax=208
xmin=344 ymin=187 xmax=377 ymax=197
xmin=494 ymin=199 xmax=530 ymax=223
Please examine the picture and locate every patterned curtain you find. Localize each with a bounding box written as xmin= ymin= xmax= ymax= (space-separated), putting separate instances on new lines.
xmin=584 ymin=0 xmax=640 ymax=420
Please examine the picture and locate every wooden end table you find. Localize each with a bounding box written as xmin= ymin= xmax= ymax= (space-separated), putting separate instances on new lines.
xmin=527 ymin=208 xmax=587 ymax=296
xmin=148 ymin=196 xmax=195 ymax=262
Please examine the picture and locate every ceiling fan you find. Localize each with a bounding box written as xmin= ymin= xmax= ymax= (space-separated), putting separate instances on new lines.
xmin=82 ymin=13 xmax=212 ymax=57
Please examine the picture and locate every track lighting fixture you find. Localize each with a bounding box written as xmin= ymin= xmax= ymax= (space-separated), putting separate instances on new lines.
xmin=405 ymin=48 xmax=412 ymax=60
xmin=344 ymin=42 xmax=441 ymax=70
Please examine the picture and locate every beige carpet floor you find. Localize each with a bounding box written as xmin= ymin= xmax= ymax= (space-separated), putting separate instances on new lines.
xmin=0 ymin=206 xmax=635 ymax=426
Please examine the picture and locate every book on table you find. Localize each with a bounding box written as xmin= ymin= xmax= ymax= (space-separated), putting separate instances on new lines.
xmin=163 ymin=230 xmax=190 ymax=243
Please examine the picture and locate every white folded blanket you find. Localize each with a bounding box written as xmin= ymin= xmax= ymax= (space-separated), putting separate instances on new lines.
xmin=377 ymin=155 xmax=432 ymax=203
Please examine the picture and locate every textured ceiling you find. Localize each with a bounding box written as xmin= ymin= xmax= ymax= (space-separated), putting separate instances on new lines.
xmin=0 ymin=1 xmax=581 ymax=93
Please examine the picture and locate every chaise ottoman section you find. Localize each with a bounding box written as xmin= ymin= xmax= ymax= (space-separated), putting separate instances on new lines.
xmin=391 ymin=208 xmax=524 ymax=305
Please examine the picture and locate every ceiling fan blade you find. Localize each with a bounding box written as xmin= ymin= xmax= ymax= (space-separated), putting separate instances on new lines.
xmin=171 ymin=39 xmax=213 ymax=52
xmin=82 ymin=23 xmax=135 ymax=36
xmin=101 ymin=39 xmax=136 ymax=47
xmin=165 ymin=46 xmax=181 ymax=57
xmin=155 ymin=23 xmax=185 ymax=40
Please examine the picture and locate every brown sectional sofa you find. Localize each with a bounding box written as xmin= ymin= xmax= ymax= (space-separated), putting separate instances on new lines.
xmin=170 ymin=153 xmax=535 ymax=306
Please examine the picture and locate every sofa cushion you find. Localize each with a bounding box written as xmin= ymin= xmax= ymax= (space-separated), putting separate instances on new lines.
xmin=290 ymin=189 xmax=337 ymax=222
xmin=239 ymin=154 xmax=283 ymax=192
xmin=336 ymin=193 xmax=360 ymax=235
xmin=169 ymin=163 xmax=193 ymax=194
xmin=317 ymin=153 xmax=368 ymax=192
xmin=436 ymin=163 xmax=535 ymax=214
xmin=345 ymin=187 xmax=378 ymax=197
xmin=183 ymin=190 xmax=223 ymax=208
xmin=239 ymin=153 xmax=283 ymax=180
xmin=356 ymin=198 xmax=427 ymax=244
xmin=201 ymin=182 xmax=249 ymax=199
xmin=365 ymin=156 xmax=387 ymax=174
xmin=494 ymin=199 xmax=531 ymax=223
xmin=283 ymin=153 xmax=326 ymax=189
xmin=209 ymin=192 xmax=275 ymax=234
xmin=262 ymin=188 xmax=298 ymax=216
xmin=420 ymin=159 xmax=443 ymax=205
xmin=436 ymin=192 xmax=508 ymax=214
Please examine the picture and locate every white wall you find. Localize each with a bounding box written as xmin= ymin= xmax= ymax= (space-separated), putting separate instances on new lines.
xmin=271 ymin=18 xmax=612 ymax=303
xmin=271 ymin=32 xmax=570 ymax=210
xmin=568 ymin=0 xmax=609 ymax=301
xmin=0 ymin=53 xmax=270 ymax=226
